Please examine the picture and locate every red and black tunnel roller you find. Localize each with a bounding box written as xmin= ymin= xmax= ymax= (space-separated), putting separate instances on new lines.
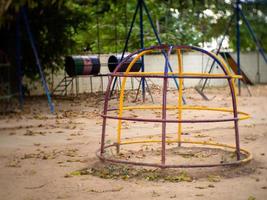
xmin=65 ymin=56 xmax=100 ymax=77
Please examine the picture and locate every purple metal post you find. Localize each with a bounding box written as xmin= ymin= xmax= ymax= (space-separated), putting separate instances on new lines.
xmin=160 ymin=46 xmax=172 ymax=165
xmin=100 ymin=76 xmax=114 ymax=154
xmin=228 ymin=80 xmax=241 ymax=160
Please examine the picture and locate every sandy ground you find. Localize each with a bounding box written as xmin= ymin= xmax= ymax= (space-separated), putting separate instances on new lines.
xmin=0 ymin=85 xmax=267 ymax=200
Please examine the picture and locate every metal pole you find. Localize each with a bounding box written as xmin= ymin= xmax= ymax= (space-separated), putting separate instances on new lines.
xmin=256 ymin=51 xmax=260 ymax=83
xmin=139 ymin=0 xmax=145 ymax=102
xmin=161 ymin=47 xmax=171 ymax=166
xmin=76 ymin=76 xmax=79 ymax=96
xmin=101 ymin=76 xmax=104 ymax=93
xmin=236 ymin=0 xmax=241 ymax=95
xmin=142 ymin=0 xmax=181 ymax=91
xmin=239 ymin=9 xmax=267 ymax=64
xmin=145 ymin=78 xmax=154 ymax=103
xmin=90 ymin=76 xmax=93 ymax=93
xmin=121 ymin=1 xmax=140 ymax=59
xmin=64 ymin=71 xmax=67 ymax=96
xmin=110 ymin=1 xmax=140 ymax=97
xmin=21 ymin=7 xmax=54 ymax=113
xmin=229 ymin=79 xmax=241 ymax=160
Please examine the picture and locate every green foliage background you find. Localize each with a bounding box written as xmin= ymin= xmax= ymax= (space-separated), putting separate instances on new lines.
xmin=0 ymin=0 xmax=266 ymax=79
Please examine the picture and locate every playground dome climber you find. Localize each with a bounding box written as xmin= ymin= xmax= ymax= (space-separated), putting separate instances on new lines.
xmin=97 ymin=44 xmax=252 ymax=168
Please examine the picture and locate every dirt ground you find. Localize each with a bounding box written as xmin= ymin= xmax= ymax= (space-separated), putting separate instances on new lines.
xmin=0 ymin=85 xmax=267 ymax=200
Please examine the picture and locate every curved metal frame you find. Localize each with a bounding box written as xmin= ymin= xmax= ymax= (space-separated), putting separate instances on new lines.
xmin=98 ymin=45 xmax=252 ymax=168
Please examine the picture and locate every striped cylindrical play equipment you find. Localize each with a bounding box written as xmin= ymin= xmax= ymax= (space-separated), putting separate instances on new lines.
xmin=108 ymin=55 xmax=142 ymax=72
xmin=65 ymin=56 xmax=100 ymax=77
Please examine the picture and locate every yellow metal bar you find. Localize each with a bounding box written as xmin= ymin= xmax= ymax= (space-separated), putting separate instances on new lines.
xmin=233 ymin=77 xmax=238 ymax=105
xmin=119 ymin=139 xmax=252 ymax=164
xmin=126 ymin=71 xmax=242 ymax=79
xmin=177 ymin=49 xmax=183 ymax=145
xmin=117 ymin=50 xmax=152 ymax=144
